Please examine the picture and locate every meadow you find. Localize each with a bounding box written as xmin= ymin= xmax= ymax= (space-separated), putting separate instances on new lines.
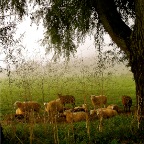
xmin=1 ymin=63 xmax=143 ymax=144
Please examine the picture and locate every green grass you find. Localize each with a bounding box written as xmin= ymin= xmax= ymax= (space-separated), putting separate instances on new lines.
xmin=1 ymin=73 xmax=140 ymax=143
xmin=2 ymin=115 xmax=144 ymax=144
xmin=1 ymin=73 xmax=135 ymax=115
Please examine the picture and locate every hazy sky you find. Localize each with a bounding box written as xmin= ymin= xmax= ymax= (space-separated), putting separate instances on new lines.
xmin=0 ymin=16 xmax=112 ymax=68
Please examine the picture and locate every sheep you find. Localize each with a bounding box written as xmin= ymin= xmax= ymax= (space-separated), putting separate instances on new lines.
xmin=90 ymin=95 xmax=107 ymax=110
xmin=96 ymin=108 xmax=118 ymax=119
xmin=107 ymin=104 xmax=119 ymax=112
xmin=64 ymin=111 xmax=87 ymax=123
xmin=58 ymin=93 xmax=75 ymax=108
xmin=122 ymin=95 xmax=132 ymax=112
xmin=14 ymin=101 xmax=41 ymax=113
xmin=44 ymin=99 xmax=64 ymax=123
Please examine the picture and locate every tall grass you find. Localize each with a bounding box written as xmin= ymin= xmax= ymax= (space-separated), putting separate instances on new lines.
xmin=2 ymin=115 xmax=143 ymax=144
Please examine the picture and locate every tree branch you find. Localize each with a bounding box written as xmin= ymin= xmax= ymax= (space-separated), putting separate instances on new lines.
xmin=94 ymin=0 xmax=132 ymax=54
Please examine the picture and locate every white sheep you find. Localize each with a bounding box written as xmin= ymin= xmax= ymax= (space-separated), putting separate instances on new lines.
xmin=107 ymin=104 xmax=119 ymax=112
xmin=91 ymin=95 xmax=107 ymax=109
xmin=44 ymin=99 xmax=64 ymax=122
xmin=96 ymin=108 xmax=118 ymax=119
xmin=64 ymin=111 xmax=87 ymax=123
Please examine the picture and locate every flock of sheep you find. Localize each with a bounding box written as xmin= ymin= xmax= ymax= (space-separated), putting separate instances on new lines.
xmin=13 ymin=94 xmax=133 ymax=123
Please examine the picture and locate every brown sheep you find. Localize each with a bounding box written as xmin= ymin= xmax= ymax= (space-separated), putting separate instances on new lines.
xmin=64 ymin=111 xmax=87 ymax=123
xmin=14 ymin=101 xmax=41 ymax=113
xmin=91 ymin=95 xmax=107 ymax=110
xmin=122 ymin=96 xmax=132 ymax=112
xmin=97 ymin=108 xmax=118 ymax=119
xmin=58 ymin=93 xmax=75 ymax=108
xmin=44 ymin=99 xmax=64 ymax=123
xmin=107 ymin=104 xmax=119 ymax=112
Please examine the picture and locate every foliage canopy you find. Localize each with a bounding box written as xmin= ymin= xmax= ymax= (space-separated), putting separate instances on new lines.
xmin=0 ymin=0 xmax=135 ymax=58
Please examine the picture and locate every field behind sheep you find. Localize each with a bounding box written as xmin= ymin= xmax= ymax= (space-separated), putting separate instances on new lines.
xmin=1 ymin=68 xmax=142 ymax=144
xmin=1 ymin=72 xmax=135 ymax=116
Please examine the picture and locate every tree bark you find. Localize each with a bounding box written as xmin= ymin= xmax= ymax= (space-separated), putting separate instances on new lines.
xmin=129 ymin=0 xmax=144 ymax=130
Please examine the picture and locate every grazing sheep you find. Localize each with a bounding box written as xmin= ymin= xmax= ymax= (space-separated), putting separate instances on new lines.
xmin=122 ymin=96 xmax=132 ymax=112
xmin=97 ymin=108 xmax=118 ymax=119
xmin=58 ymin=93 xmax=75 ymax=108
xmin=14 ymin=101 xmax=41 ymax=113
xmin=107 ymin=104 xmax=119 ymax=112
xmin=64 ymin=111 xmax=87 ymax=123
xmin=44 ymin=99 xmax=64 ymax=122
xmin=91 ymin=95 xmax=107 ymax=109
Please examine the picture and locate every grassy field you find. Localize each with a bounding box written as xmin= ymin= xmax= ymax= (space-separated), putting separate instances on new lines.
xmin=1 ymin=72 xmax=135 ymax=115
xmin=1 ymin=70 xmax=142 ymax=144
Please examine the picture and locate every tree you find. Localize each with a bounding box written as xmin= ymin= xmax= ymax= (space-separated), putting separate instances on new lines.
xmin=1 ymin=0 xmax=144 ymax=129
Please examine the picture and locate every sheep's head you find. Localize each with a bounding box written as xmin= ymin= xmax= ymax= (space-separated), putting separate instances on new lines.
xmin=14 ymin=101 xmax=21 ymax=108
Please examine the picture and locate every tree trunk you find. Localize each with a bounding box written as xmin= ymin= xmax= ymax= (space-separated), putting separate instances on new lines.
xmin=131 ymin=59 xmax=144 ymax=130
xmin=130 ymin=0 xmax=144 ymax=130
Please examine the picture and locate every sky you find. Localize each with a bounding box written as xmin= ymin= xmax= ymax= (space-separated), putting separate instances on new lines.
xmin=0 ymin=16 xmax=112 ymax=68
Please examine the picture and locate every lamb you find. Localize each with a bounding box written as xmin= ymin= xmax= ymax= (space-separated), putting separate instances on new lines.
xmin=96 ymin=108 xmax=118 ymax=119
xmin=64 ymin=111 xmax=87 ymax=123
xmin=58 ymin=93 xmax=75 ymax=108
xmin=14 ymin=101 xmax=41 ymax=113
xmin=122 ymin=95 xmax=132 ymax=112
xmin=107 ymin=104 xmax=119 ymax=112
xmin=90 ymin=95 xmax=107 ymax=110
xmin=44 ymin=99 xmax=64 ymax=122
